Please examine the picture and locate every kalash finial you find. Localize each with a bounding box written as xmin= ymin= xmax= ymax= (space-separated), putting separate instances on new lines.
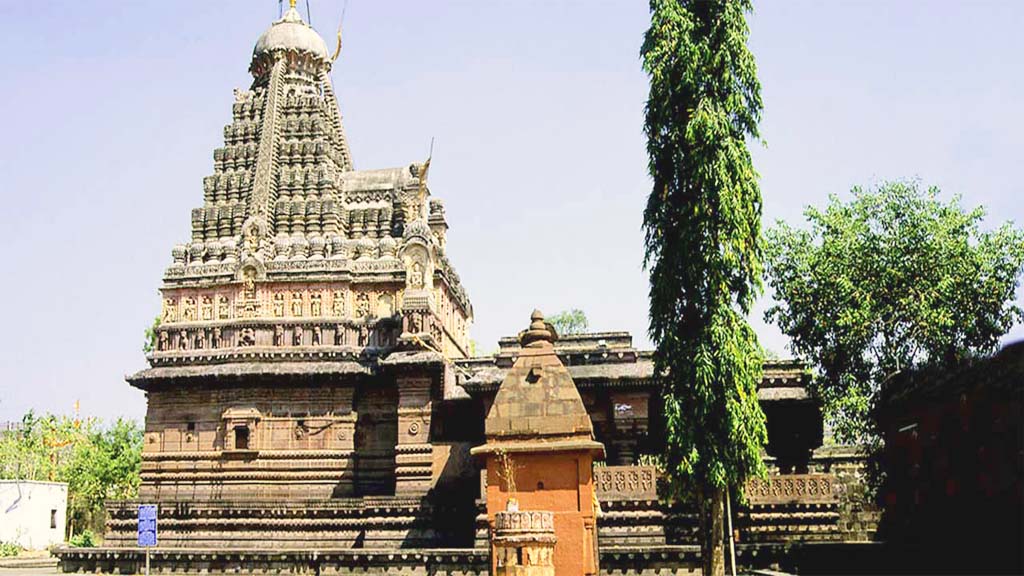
xmin=520 ymin=309 xmax=557 ymax=348
xmin=289 ymin=0 xmax=297 ymax=8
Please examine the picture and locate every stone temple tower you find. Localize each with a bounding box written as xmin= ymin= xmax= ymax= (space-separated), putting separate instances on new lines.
xmin=109 ymin=4 xmax=474 ymax=547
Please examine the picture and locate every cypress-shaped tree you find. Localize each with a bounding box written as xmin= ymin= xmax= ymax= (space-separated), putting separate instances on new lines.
xmin=641 ymin=1 xmax=768 ymax=574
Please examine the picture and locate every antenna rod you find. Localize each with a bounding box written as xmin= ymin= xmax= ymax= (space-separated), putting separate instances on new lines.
xmin=306 ymin=0 xmax=312 ymax=25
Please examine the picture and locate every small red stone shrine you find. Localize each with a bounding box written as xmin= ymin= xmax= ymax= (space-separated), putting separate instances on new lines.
xmin=472 ymin=311 xmax=605 ymax=576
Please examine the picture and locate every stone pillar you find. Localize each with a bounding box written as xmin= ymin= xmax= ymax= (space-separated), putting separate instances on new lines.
xmin=395 ymin=376 xmax=433 ymax=495
xmin=492 ymin=510 xmax=556 ymax=576
xmin=332 ymin=386 xmax=358 ymax=497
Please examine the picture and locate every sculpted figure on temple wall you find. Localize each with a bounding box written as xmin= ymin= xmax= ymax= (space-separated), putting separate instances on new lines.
xmin=311 ymin=293 xmax=322 ymax=316
xmin=312 ymin=325 xmax=322 ymax=346
xmin=274 ymin=325 xmax=284 ymax=346
xmin=332 ymin=290 xmax=345 ymax=316
xmin=239 ymin=327 xmax=256 ymax=347
xmin=218 ymin=295 xmax=230 ymax=319
xmin=274 ymin=293 xmax=285 ymax=317
xmin=183 ymin=297 xmax=197 ymax=321
xmin=355 ymin=293 xmax=370 ymax=318
xmin=335 ymin=323 xmax=346 ymax=345
xmin=377 ymin=294 xmax=394 ymax=317
xmin=294 ymin=325 xmax=304 ymax=346
xmin=212 ymin=327 xmax=222 ymax=349
xmin=291 ymin=291 xmax=304 ymax=317
xmin=162 ymin=298 xmax=177 ymax=322
xmin=158 ymin=330 xmax=168 ymax=351
xmin=201 ymin=296 xmax=213 ymax=320
xmin=242 ymin=267 xmax=256 ymax=299
xmin=410 ymin=261 xmax=425 ymax=288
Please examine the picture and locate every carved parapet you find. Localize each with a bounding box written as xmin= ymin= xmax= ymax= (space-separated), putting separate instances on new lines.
xmin=492 ymin=510 xmax=556 ymax=576
xmin=595 ymin=465 xmax=658 ymax=502
xmin=745 ymin=473 xmax=838 ymax=506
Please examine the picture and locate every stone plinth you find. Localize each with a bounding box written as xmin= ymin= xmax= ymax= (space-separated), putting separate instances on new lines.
xmin=492 ymin=510 xmax=556 ymax=576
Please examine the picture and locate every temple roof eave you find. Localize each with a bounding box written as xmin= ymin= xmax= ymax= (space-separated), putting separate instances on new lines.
xmin=457 ymin=356 xmax=813 ymax=401
xmin=469 ymin=438 xmax=605 ymax=459
xmin=127 ymin=360 xmax=373 ymax=390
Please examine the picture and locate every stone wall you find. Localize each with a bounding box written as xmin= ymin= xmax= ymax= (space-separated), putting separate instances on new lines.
xmin=592 ymin=450 xmax=880 ymax=548
xmin=101 ymin=497 xmax=468 ymax=550
xmin=57 ymin=547 xmax=707 ymax=575
xmin=57 ymin=548 xmax=489 ymax=575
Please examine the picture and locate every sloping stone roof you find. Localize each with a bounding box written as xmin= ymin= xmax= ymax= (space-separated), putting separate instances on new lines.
xmin=484 ymin=312 xmax=594 ymax=441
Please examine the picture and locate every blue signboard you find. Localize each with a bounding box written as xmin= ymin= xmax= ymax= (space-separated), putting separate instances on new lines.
xmin=137 ymin=505 xmax=158 ymax=547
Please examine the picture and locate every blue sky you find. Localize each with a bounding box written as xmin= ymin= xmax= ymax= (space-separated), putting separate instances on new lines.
xmin=0 ymin=1 xmax=1021 ymax=422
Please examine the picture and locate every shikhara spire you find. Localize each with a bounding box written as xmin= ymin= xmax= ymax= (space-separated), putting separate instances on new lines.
xmin=151 ymin=8 xmax=472 ymax=367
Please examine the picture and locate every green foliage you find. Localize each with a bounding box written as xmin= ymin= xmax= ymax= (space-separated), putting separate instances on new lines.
xmin=546 ymin=309 xmax=589 ymax=336
xmin=68 ymin=530 xmax=96 ymax=548
xmin=143 ymin=315 xmax=161 ymax=354
xmin=0 ymin=412 xmax=143 ymax=538
xmin=64 ymin=419 xmax=143 ymax=534
xmin=0 ymin=411 xmax=80 ymax=481
xmin=0 ymin=542 xmax=21 ymax=557
xmin=765 ymin=181 xmax=1024 ymax=441
xmin=641 ymin=0 xmax=767 ymax=497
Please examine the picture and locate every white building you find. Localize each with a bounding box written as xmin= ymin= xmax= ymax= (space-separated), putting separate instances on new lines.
xmin=0 ymin=480 xmax=67 ymax=549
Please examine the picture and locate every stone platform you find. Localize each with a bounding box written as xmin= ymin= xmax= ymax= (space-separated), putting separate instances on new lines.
xmin=101 ymin=496 xmax=477 ymax=550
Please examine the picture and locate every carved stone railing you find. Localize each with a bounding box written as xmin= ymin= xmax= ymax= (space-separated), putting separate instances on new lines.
xmin=492 ymin=511 xmax=555 ymax=576
xmin=745 ymin=473 xmax=838 ymax=505
xmin=594 ymin=467 xmax=837 ymax=507
xmin=494 ymin=510 xmax=555 ymax=535
xmin=594 ymin=465 xmax=658 ymax=502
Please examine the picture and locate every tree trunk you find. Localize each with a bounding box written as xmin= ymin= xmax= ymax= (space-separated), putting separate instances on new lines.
xmin=708 ymin=487 xmax=726 ymax=576
xmin=698 ymin=487 xmax=709 ymax=576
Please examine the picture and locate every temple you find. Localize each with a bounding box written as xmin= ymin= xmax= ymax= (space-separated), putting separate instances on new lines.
xmin=66 ymin=7 xmax=880 ymax=574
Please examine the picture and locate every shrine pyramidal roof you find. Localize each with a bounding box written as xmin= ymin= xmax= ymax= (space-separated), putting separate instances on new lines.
xmin=135 ymin=5 xmax=473 ymax=382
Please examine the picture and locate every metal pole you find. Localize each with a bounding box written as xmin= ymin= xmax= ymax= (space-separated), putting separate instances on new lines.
xmin=726 ymin=489 xmax=737 ymax=576
xmin=145 ymin=547 xmax=150 ymax=576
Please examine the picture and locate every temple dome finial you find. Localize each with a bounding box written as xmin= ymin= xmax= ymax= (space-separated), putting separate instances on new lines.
xmin=520 ymin=309 xmax=557 ymax=348
xmin=253 ymin=3 xmax=330 ymax=65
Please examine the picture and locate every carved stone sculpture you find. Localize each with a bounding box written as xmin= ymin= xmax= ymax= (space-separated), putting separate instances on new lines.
xmin=355 ymin=293 xmax=370 ymax=318
xmin=217 ymin=295 xmax=230 ymax=319
xmin=332 ymin=290 xmax=345 ymax=316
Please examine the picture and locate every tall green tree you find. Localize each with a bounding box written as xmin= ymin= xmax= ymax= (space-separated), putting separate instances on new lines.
xmin=641 ymin=1 xmax=767 ymax=574
xmin=765 ymin=181 xmax=1024 ymax=441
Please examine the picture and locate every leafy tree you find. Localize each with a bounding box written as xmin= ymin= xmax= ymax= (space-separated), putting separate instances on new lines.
xmin=0 ymin=412 xmax=143 ymax=538
xmin=143 ymin=315 xmax=161 ymax=354
xmin=64 ymin=419 xmax=143 ymax=535
xmin=546 ymin=309 xmax=589 ymax=336
xmin=765 ymin=181 xmax=1024 ymax=441
xmin=0 ymin=411 xmax=81 ymax=482
xmin=641 ymin=1 xmax=767 ymax=574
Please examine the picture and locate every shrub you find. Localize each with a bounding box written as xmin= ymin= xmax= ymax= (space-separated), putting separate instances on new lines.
xmin=68 ymin=530 xmax=96 ymax=548
xmin=0 ymin=541 xmax=21 ymax=557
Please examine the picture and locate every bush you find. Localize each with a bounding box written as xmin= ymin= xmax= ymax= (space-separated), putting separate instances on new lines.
xmin=0 ymin=541 xmax=21 ymax=557
xmin=68 ymin=530 xmax=96 ymax=548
